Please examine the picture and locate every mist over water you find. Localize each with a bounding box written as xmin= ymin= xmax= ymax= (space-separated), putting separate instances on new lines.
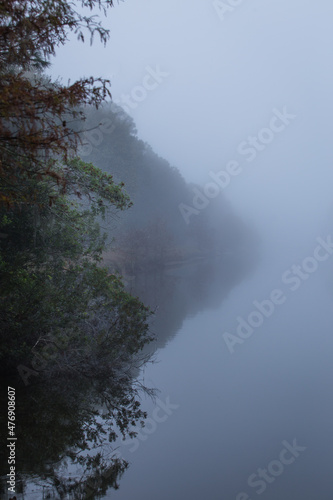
xmin=105 ymin=218 xmax=333 ymax=499
xmin=44 ymin=1 xmax=333 ymax=499
xmin=102 ymin=47 xmax=333 ymax=500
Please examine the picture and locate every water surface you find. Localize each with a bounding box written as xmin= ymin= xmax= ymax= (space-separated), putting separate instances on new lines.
xmin=106 ymin=237 xmax=333 ymax=500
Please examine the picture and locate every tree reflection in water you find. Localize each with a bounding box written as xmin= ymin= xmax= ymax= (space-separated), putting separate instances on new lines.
xmin=0 ymin=252 xmax=258 ymax=499
xmin=0 ymin=361 xmax=156 ymax=499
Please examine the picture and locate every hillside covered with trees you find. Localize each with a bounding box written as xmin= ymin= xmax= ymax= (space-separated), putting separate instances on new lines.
xmin=77 ymin=103 xmax=256 ymax=275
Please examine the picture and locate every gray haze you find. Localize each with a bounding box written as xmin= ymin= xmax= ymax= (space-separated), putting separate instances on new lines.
xmin=50 ymin=0 xmax=333 ymax=247
xmin=48 ymin=2 xmax=333 ymax=499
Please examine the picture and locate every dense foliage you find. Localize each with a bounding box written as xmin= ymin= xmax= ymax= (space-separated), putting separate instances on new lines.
xmin=0 ymin=1 xmax=157 ymax=496
xmin=0 ymin=0 xmax=154 ymax=377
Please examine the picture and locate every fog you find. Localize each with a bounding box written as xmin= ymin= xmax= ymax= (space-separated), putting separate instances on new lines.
xmin=49 ymin=0 xmax=333 ymax=258
xmin=45 ymin=2 xmax=333 ymax=499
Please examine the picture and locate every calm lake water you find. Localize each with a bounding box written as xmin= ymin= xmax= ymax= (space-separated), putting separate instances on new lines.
xmin=7 ymin=227 xmax=333 ymax=499
xmin=104 ymin=235 xmax=333 ymax=500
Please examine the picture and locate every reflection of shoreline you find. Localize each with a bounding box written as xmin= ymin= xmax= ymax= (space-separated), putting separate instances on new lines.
xmin=1 ymin=252 xmax=258 ymax=499
xmin=124 ymin=251 xmax=259 ymax=353
xmin=0 ymin=366 xmax=151 ymax=499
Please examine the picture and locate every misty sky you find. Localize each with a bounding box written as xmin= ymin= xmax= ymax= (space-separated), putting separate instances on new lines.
xmin=49 ymin=0 xmax=333 ymax=254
